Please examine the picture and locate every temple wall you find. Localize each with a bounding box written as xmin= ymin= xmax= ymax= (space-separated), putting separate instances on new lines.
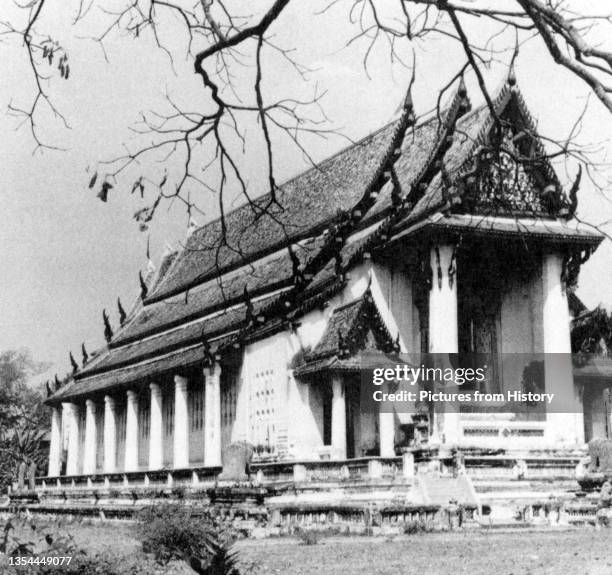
xmin=233 ymin=333 xmax=291 ymax=456
xmin=499 ymin=263 xmax=543 ymax=355
xmin=583 ymin=383 xmax=607 ymax=441
xmin=370 ymin=262 xmax=415 ymax=352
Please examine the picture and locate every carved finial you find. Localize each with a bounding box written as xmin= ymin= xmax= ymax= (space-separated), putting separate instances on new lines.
xmin=568 ymin=165 xmax=582 ymax=217
xmin=146 ymin=242 xmax=156 ymax=275
xmin=54 ymin=374 xmax=61 ymax=390
xmin=69 ymin=352 xmax=78 ymax=374
xmin=508 ymin=63 xmax=517 ymax=87
xmin=81 ymin=343 xmax=89 ymax=366
xmin=338 ymin=330 xmax=348 ymax=357
xmin=202 ymin=337 xmax=214 ymax=367
xmin=244 ymin=285 xmax=254 ymax=324
xmin=288 ymin=245 xmax=305 ymax=288
xmin=393 ymin=333 xmax=401 ymax=353
xmin=103 ymin=309 xmax=113 ymax=343
xmin=139 ymin=270 xmax=148 ymax=300
xmin=117 ymin=297 xmax=127 ymax=326
xmin=458 ymin=75 xmax=467 ymax=98
xmin=46 ymin=381 xmax=52 ymax=397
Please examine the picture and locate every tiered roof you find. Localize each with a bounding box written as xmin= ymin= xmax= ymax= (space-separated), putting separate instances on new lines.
xmin=49 ymin=79 xmax=603 ymax=403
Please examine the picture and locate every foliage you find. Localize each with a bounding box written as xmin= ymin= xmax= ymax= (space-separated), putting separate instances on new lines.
xmin=0 ymin=349 xmax=49 ymax=493
xmin=136 ymin=503 xmax=245 ymax=574
xmin=295 ymin=528 xmax=320 ymax=546
xmin=402 ymin=518 xmax=434 ymax=535
xmin=0 ymin=516 xmax=153 ymax=575
xmin=571 ymin=306 xmax=612 ymax=356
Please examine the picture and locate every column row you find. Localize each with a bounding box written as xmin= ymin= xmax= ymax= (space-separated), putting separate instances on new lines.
xmin=47 ymin=365 xmax=223 ymax=476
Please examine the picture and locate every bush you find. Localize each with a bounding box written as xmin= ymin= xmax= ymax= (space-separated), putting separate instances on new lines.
xmin=296 ymin=528 xmax=319 ymax=546
xmin=402 ymin=518 xmax=434 ymax=535
xmin=136 ymin=503 xmax=244 ymax=574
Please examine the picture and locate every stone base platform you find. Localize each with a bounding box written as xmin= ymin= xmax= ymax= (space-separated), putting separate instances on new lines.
xmin=6 ymin=450 xmax=597 ymax=535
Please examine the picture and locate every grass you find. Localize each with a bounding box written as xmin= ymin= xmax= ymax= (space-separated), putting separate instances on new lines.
xmin=3 ymin=518 xmax=612 ymax=575
xmin=236 ymin=530 xmax=612 ymax=575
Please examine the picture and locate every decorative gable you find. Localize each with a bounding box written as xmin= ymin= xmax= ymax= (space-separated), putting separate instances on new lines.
xmin=456 ymin=89 xmax=569 ymax=218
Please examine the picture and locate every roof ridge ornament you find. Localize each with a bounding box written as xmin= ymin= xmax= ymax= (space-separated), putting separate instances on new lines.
xmin=139 ymin=270 xmax=148 ymax=300
xmin=288 ymin=244 xmax=306 ymax=289
xmin=508 ymin=63 xmax=517 ymax=89
xmin=103 ymin=309 xmax=113 ymax=343
xmin=244 ymin=285 xmax=255 ymax=325
xmin=81 ymin=342 xmax=89 ymax=366
xmin=117 ymin=297 xmax=127 ymax=326
xmin=69 ymin=352 xmax=79 ymax=374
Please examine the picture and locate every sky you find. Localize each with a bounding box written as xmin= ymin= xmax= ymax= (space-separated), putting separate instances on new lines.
xmin=1 ymin=0 xmax=611 ymax=382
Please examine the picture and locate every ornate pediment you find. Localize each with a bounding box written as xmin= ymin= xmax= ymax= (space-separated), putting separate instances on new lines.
xmin=455 ymin=92 xmax=569 ymax=218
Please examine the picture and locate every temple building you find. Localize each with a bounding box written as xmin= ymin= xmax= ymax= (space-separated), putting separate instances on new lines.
xmin=45 ymin=77 xmax=604 ymax=480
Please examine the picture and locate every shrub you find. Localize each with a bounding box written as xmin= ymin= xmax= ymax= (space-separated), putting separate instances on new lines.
xmin=402 ymin=518 xmax=434 ymax=535
xmin=136 ymin=503 xmax=244 ymax=574
xmin=296 ymin=528 xmax=319 ymax=546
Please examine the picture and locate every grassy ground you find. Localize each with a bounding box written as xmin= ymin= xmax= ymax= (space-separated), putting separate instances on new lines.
xmin=238 ymin=530 xmax=612 ymax=575
xmin=3 ymin=518 xmax=612 ymax=575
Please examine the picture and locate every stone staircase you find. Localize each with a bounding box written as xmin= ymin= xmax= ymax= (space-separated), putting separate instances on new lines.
xmin=463 ymin=452 xmax=595 ymax=527
xmin=418 ymin=474 xmax=479 ymax=509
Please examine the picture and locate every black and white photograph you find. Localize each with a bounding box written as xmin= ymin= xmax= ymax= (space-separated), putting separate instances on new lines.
xmin=2 ymin=1 xmax=612 ymax=573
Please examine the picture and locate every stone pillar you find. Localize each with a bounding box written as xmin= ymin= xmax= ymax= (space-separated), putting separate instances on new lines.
xmin=124 ymin=390 xmax=139 ymax=472
xmin=429 ymin=244 xmax=460 ymax=444
xmin=542 ymin=252 xmax=583 ymax=445
xmin=204 ymin=365 xmax=222 ymax=467
xmin=331 ymin=376 xmax=347 ymax=459
xmin=379 ymin=410 xmax=395 ymax=458
xmin=173 ymin=375 xmax=189 ymax=469
xmin=64 ymin=402 xmax=80 ymax=476
xmin=402 ymin=451 xmax=415 ymax=479
xmin=48 ymin=406 xmax=62 ymax=477
xmin=149 ymin=383 xmax=164 ymax=469
xmin=103 ymin=396 xmax=117 ymax=473
xmin=83 ymin=400 xmax=98 ymax=474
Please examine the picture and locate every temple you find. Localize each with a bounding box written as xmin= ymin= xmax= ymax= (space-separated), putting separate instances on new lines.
xmin=44 ymin=77 xmax=604 ymax=482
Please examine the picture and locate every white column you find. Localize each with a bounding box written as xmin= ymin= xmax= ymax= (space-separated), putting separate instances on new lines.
xmin=149 ymin=383 xmax=164 ymax=469
xmin=542 ymin=252 xmax=583 ymax=445
xmin=379 ymin=410 xmax=395 ymax=458
xmin=429 ymin=244 xmax=460 ymax=444
xmin=64 ymin=402 xmax=80 ymax=476
xmin=429 ymin=244 xmax=459 ymax=352
xmin=48 ymin=406 xmax=62 ymax=477
xmin=103 ymin=396 xmax=117 ymax=473
xmin=173 ymin=375 xmax=189 ymax=469
xmin=124 ymin=390 xmax=139 ymax=472
xmin=82 ymin=399 xmax=98 ymax=474
xmin=204 ymin=365 xmax=222 ymax=467
xmin=331 ymin=376 xmax=347 ymax=459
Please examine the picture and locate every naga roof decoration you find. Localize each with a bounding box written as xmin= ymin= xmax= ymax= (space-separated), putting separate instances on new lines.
xmin=47 ymin=77 xmax=604 ymax=403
